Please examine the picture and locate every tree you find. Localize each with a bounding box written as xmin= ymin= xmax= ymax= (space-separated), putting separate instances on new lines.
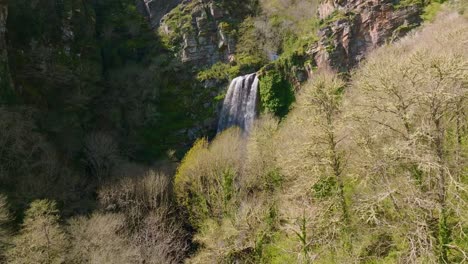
xmin=348 ymin=12 xmax=468 ymax=263
xmin=275 ymin=72 xmax=351 ymax=262
xmin=97 ymin=168 xmax=191 ymax=263
xmin=174 ymin=128 xmax=243 ymax=227
xmin=67 ymin=213 xmax=140 ymax=264
xmin=7 ymin=200 xmax=68 ymax=264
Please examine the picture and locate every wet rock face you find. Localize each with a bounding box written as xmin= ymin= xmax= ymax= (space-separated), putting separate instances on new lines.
xmin=311 ymin=0 xmax=422 ymax=72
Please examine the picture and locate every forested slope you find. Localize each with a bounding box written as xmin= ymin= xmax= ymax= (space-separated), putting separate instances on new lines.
xmin=0 ymin=0 xmax=466 ymax=263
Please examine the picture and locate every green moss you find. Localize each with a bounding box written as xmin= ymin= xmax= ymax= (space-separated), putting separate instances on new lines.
xmin=159 ymin=2 xmax=196 ymax=51
xmin=394 ymin=0 xmax=425 ymax=9
xmin=320 ymin=10 xmax=356 ymax=26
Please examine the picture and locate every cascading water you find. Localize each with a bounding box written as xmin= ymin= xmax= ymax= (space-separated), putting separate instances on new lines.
xmin=217 ymin=73 xmax=259 ymax=133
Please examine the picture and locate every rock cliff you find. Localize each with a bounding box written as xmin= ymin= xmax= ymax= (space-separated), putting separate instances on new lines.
xmin=160 ymin=0 xmax=237 ymax=68
xmin=137 ymin=0 xmax=182 ymax=28
xmin=0 ymin=0 xmax=429 ymax=159
xmin=311 ymin=0 xmax=422 ymax=72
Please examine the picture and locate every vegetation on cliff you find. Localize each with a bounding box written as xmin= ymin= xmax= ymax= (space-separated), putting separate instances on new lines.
xmin=176 ymin=11 xmax=468 ymax=263
xmin=0 ymin=0 xmax=466 ymax=263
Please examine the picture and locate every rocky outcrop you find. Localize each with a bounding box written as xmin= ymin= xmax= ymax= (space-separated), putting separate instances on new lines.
xmin=160 ymin=1 xmax=236 ymax=68
xmin=137 ymin=0 xmax=182 ymax=28
xmin=310 ymin=0 xmax=422 ymax=72
xmin=0 ymin=0 xmax=12 ymax=94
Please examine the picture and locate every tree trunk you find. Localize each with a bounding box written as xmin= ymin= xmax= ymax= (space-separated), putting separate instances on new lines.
xmin=434 ymin=117 xmax=449 ymax=263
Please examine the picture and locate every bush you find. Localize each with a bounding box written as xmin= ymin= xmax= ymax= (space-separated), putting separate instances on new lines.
xmin=259 ymin=69 xmax=295 ymax=117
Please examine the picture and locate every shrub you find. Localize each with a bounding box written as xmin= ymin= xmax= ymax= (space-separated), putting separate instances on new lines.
xmin=259 ymin=69 xmax=295 ymax=117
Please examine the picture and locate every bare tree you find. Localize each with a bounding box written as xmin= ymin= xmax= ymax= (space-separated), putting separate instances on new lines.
xmin=83 ymin=132 xmax=120 ymax=182
xmin=348 ymin=12 xmax=468 ymax=263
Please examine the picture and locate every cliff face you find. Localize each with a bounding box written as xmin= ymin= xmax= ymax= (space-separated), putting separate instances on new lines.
xmin=0 ymin=0 xmax=427 ymax=159
xmin=2 ymin=0 xmax=172 ymax=160
xmin=156 ymin=0 xmax=423 ymax=78
xmin=160 ymin=0 xmax=237 ymax=68
xmin=311 ymin=0 xmax=422 ymax=72
xmin=137 ymin=0 xmax=182 ymax=28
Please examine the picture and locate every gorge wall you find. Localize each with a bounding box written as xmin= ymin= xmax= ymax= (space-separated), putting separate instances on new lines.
xmin=311 ymin=0 xmax=423 ymax=73
xmin=137 ymin=0 xmax=182 ymax=28
xmin=158 ymin=0 xmax=244 ymax=68
xmin=151 ymin=0 xmax=425 ymax=145
xmin=0 ymin=0 xmax=426 ymax=160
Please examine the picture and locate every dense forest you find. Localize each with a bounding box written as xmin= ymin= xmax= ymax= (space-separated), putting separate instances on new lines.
xmin=0 ymin=0 xmax=467 ymax=263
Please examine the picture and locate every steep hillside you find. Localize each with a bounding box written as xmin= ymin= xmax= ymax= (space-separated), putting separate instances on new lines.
xmin=0 ymin=0 xmax=466 ymax=263
xmin=176 ymin=9 xmax=467 ymax=263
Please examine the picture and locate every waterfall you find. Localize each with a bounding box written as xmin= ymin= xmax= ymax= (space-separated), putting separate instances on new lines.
xmin=217 ymin=73 xmax=259 ymax=133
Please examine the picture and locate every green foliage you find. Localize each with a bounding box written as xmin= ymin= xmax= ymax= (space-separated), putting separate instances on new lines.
xmin=174 ymin=130 xmax=243 ymax=227
xmin=395 ymin=0 xmax=446 ymax=22
xmin=159 ymin=3 xmax=195 ymax=51
xmin=197 ymin=17 xmax=267 ymax=83
xmin=236 ymin=17 xmax=265 ymax=57
xmin=197 ymin=54 xmax=265 ymax=82
xmin=422 ymin=1 xmax=445 ymax=21
xmin=394 ymin=0 xmax=425 ymax=9
xmin=259 ymin=68 xmax=295 ymax=117
xmin=320 ymin=10 xmax=356 ymax=26
xmin=7 ymin=200 xmax=68 ymax=264
xmin=222 ymin=169 xmax=235 ymax=207
xmin=312 ymin=177 xmax=337 ymax=199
